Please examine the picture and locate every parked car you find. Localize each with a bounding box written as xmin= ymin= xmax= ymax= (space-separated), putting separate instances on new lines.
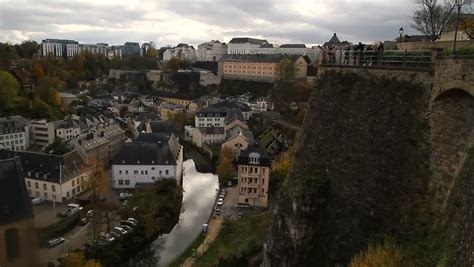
xmin=220 ymin=189 xmax=226 ymax=195
xmin=121 ymin=220 xmax=137 ymax=227
xmin=127 ymin=217 xmax=138 ymax=224
xmin=121 ymin=200 xmax=128 ymax=206
xmin=87 ymin=210 xmax=94 ymax=217
xmin=215 ymin=207 xmax=221 ymax=215
xmin=79 ymin=218 xmax=88 ymax=226
xmin=227 ymin=180 xmax=233 ymax=187
xmin=48 ymin=237 xmax=65 ymax=248
xmin=217 ymin=200 xmax=223 ymax=206
xmin=121 ymin=225 xmax=133 ymax=232
xmin=56 ymin=211 xmax=69 ymax=218
xmin=108 ymin=231 xmax=121 ymax=239
xmin=67 ymin=204 xmax=83 ymax=212
xmin=119 ymin=192 xmax=132 ymax=201
xmin=113 ymin=227 xmax=128 ymax=235
xmin=32 ymin=198 xmax=45 ymax=205
xmin=99 ymin=232 xmax=115 ymax=243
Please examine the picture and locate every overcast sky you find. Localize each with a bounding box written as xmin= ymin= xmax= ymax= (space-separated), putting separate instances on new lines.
xmin=0 ymin=0 xmax=419 ymax=47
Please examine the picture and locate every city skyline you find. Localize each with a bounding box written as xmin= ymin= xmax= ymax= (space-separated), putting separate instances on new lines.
xmin=0 ymin=0 xmax=418 ymax=46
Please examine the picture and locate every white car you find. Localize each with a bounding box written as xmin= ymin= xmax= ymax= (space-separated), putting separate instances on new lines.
xmin=32 ymin=198 xmax=45 ymax=205
xmin=217 ymin=200 xmax=223 ymax=206
xmin=113 ymin=227 xmax=128 ymax=235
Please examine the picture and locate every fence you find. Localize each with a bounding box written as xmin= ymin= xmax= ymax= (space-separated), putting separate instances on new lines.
xmin=321 ymin=49 xmax=434 ymax=69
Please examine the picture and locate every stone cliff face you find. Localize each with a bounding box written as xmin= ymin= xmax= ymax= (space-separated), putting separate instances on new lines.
xmin=265 ymin=71 xmax=434 ymax=266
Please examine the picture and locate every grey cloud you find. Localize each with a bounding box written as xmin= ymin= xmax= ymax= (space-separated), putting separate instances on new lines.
xmin=0 ymin=0 xmax=418 ymax=45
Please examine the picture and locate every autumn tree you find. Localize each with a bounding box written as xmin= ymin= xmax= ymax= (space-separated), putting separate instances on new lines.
xmin=349 ymin=239 xmax=403 ymax=267
xmin=217 ymin=147 xmax=234 ymax=186
xmin=15 ymin=41 xmax=39 ymax=58
xmin=31 ymin=62 xmax=45 ymax=80
xmin=412 ymin=0 xmax=456 ymax=41
xmin=166 ymin=57 xmax=181 ymax=72
xmin=83 ymin=157 xmax=107 ymax=200
xmin=145 ymin=47 xmax=158 ymax=58
xmin=36 ymin=76 xmax=65 ymax=108
xmin=0 ymin=71 xmax=19 ymax=115
xmin=64 ymin=251 xmax=102 ymax=267
xmin=72 ymin=54 xmax=85 ymax=72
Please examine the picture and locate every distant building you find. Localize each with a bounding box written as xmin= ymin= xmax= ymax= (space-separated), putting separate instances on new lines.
xmin=236 ymin=143 xmax=271 ymax=207
xmin=52 ymin=119 xmax=81 ymax=141
xmin=112 ymin=132 xmax=183 ymax=188
xmin=228 ymin=37 xmax=269 ymax=54
xmin=221 ymin=127 xmax=254 ymax=159
xmin=0 ymin=116 xmax=30 ymax=151
xmin=218 ymin=54 xmax=309 ymax=82
xmin=41 ymin=39 xmax=79 ymax=58
xmin=123 ymin=42 xmax=141 ymax=57
xmin=197 ymin=40 xmax=228 ymax=61
xmin=0 ymin=157 xmax=39 ymax=266
xmin=163 ymin=43 xmax=197 ymax=62
xmin=0 ymin=150 xmax=91 ymax=203
xmin=322 ymin=33 xmax=351 ymax=49
xmin=248 ymin=43 xmax=321 ymax=64
xmin=195 ymin=108 xmax=227 ymax=127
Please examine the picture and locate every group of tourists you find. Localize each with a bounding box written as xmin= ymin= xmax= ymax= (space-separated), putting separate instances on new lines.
xmin=326 ymin=42 xmax=385 ymax=66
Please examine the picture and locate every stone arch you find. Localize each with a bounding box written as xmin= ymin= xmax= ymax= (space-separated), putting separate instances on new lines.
xmin=430 ymin=88 xmax=474 ymax=215
xmin=432 ymin=80 xmax=474 ymax=101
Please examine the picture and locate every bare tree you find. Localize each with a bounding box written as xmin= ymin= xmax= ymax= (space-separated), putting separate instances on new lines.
xmin=412 ymin=0 xmax=456 ymax=41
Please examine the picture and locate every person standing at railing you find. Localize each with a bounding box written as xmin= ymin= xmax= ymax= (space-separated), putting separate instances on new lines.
xmin=343 ymin=45 xmax=351 ymax=65
xmin=354 ymin=42 xmax=365 ymax=65
xmin=376 ymin=42 xmax=384 ymax=66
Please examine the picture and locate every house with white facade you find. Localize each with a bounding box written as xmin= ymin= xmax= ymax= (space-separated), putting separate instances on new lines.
xmin=112 ymin=132 xmax=183 ymax=189
xmin=195 ymin=108 xmax=227 ymax=128
xmin=0 ymin=116 xmax=30 ymax=151
xmin=163 ymin=43 xmax=197 ymax=62
xmin=228 ymin=37 xmax=269 ymax=54
xmin=0 ymin=149 xmax=90 ymax=203
xmin=197 ymin=40 xmax=228 ymax=61
xmin=29 ymin=120 xmax=56 ymax=148
xmin=53 ymin=120 xmax=81 ymax=141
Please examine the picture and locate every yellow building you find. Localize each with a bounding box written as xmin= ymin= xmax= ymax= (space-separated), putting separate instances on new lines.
xmin=236 ymin=143 xmax=271 ymax=207
xmin=0 ymin=157 xmax=39 ymax=267
xmin=218 ymin=54 xmax=309 ymax=82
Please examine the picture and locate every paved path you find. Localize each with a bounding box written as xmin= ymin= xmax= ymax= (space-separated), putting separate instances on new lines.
xmin=181 ymin=217 xmax=223 ymax=267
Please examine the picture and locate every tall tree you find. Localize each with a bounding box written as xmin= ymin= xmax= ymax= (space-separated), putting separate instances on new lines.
xmin=217 ymin=147 xmax=234 ymax=186
xmin=276 ymin=58 xmax=295 ymax=82
xmin=165 ymin=57 xmax=180 ymax=72
xmin=412 ymin=0 xmax=456 ymax=41
xmin=83 ymin=157 xmax=107 ymax=200
xmin=31 ymin=62 xmax=45 ymax=80
xmin=461 ymin=17 xmax=474 ymax=39
xmin=0 ymin=71 xmax=19 ymax=115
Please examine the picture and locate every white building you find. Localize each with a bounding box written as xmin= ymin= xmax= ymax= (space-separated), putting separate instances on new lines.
xmin=0 ymin=116 xmax=30 ymax=151
xmin=41 ymin=39 xmax=79 ymax=58
xmin=195 ymin=108 xmax=227 ymax=127
xmin=228 ymin=37 xmax=268 ymax=54
xmin=112 ymin=133 xmax=183 ymax=189
xmin=66 ymin=43 xmax=80 ymax=58
xmin=29 ymin=120 xmax=56 ymax=148
xmin=53 ymin=120 xmax=81 ymax=141
xmin=197 ymin=40 xmax=228 ymax=61
xmin=0 ymin=150 xmax=90 ymax=203
xmin=248 ymin=44 xmax=321 ymax=64
xmin=163 ymin=43 xmax=197 ymax=62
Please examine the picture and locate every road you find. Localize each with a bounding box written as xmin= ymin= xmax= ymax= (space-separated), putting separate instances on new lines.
xmin=274 ymin=119 xmax=300 ymax=131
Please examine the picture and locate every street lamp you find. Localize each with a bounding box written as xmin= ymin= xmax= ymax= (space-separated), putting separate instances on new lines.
xmin=452 ymin=0 xmax=466 ymax=55
xmin=399 ymin=27 xmax=404 ymax=43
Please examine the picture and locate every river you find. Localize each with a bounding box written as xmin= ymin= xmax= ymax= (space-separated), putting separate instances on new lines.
xmin=153 ymin=159 xmax=218 ymax=266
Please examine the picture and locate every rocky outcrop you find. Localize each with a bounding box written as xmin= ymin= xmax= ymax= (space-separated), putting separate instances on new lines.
xmin=265 ymin=71 xmax=433 ymax=266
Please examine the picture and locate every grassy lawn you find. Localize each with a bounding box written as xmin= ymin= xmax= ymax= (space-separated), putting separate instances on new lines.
xmin=193 ymin=212 xmax=273 ymax=267
xmin=169 ymin=233 xmax=206 ymax=267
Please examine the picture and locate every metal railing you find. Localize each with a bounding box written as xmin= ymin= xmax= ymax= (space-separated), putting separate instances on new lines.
xmin=322 ymin=49 xmax=434 ymax=69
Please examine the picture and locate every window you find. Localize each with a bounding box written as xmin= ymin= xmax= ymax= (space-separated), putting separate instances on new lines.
xmin=5 ymin=228 xmax=20 ymax=260
xmin=159 ymin=170 xmax=162 ymax=175
xmin=35 ymin=191 xmax=39 ymax=197
xmin=27 ymin=189 xmax=31 ymax=195
xmin=166 ymin=170 xmax=169 ymax=175
xmin=44 ymin=192 xmax=48 ymax=198
xmin=27 ymin=181 xmax=31 ymax=187
xmin=125 ymin=170 xmax=129 ymax=175
xmin=262 ymin=178 xmax=265 ymax=184
xmin=125 ymin=180 xmax=130 ymax=185
xmin=118 ymin=180 xmax=124 ymax=185
xmin=35 ymin=182 xmax=39 ymax=189
xmin=119 ymin=170 xmax=122 ymax=174
xmin=134 ymin=170 xmax=139 ymax=175
xmin=66 ymin=191 xmax=70 ymax=198
xmin=72 ymin=180 xmax=75 ymax=187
